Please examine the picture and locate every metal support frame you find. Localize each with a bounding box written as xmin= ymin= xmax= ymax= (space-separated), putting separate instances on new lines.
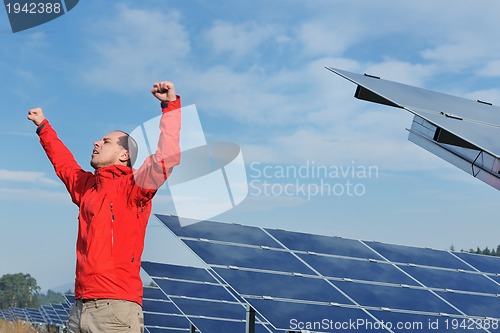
xmin=472 ymin=150 xmax=484 ymax=177
xmin=246 ymin=304 xmax=256 ymax=333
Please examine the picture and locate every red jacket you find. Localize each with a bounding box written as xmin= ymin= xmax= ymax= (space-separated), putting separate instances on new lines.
xmin=36 ymin=99 xmax=181 ymax=306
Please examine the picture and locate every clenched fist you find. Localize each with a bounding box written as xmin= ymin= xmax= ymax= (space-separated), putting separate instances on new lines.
xmin=27 ymin=107 xmax=45 ymax=126
xmin=151 ymin=81 xmax=177 ymax=103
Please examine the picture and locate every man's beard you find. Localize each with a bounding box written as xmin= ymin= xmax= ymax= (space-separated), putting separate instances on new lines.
xmin=90 ymin=156 xmax=111 ymax=169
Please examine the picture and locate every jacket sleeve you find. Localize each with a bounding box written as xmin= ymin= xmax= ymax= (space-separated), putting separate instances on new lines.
xmin=129 ymin=97 xmax=182 ymax=203
xmin=37 ymin=119 xmax=91 ymax=205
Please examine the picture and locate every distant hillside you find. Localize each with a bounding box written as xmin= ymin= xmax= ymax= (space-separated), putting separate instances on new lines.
xmin=46 ymin=281 xmax=73 ymax=294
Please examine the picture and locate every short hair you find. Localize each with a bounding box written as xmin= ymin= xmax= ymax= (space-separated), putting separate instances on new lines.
xmin=116 ymin=130 xmax=138 ymax=167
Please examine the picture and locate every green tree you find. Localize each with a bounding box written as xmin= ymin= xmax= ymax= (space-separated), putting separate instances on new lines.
xmin=36 ymin=289 xmax=66 ymax=307
xmin=0 ymin=273 xmax=40 ymax=310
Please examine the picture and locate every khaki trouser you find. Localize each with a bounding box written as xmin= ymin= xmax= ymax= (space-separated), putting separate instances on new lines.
xmin=67 ymin=299 xmax=144 ymax=333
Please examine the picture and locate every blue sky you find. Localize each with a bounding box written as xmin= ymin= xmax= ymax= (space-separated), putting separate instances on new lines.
xmin=1 ymin=0 xmax=499 ymax=292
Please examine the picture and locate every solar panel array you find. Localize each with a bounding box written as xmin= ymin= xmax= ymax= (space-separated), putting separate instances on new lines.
xmin=142 ymin=262 xmax=272 ymax=333
xmin=151 ymin=214 xmax=500 ymax=333
xmin=0 ymin=299 xmax=70 ymax=327
xmin=4 ymin=213 xmax=500 ymax=332
xmin=143 ymin=284 xmax=195 ymax=333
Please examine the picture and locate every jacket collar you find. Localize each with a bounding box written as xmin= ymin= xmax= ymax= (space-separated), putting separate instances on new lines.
xmin=94 ymin=164 xmax=133 ymax=179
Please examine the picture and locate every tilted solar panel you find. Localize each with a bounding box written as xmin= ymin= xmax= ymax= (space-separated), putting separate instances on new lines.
xmin=142 ymin=261 xmax=273 ymax=333
xmin=63 ymin=287 xmax=194 ymax=332
xmin=325 ymin=67 xmax=500 ymax=190
xmin=155 ymin=214 xmax=500 ymax=333
xmin=41 ymin=304 xmax=63 ymax=325
xmin=25 ymin=307 xmax=46 ymax=324
xmin=9 ymin=307 xmax=28 ymax=321
xmin=142 ymin=285 xmax=194 ymax=333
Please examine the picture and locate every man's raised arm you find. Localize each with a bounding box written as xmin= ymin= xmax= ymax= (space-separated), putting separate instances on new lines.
xmin=131 ymin=81 xmax=182 ymax=195
xmin=27 ymin=107 xmax=90 ymax=205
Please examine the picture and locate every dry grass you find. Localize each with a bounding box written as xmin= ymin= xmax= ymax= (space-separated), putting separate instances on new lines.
xmin=0 ymin=319 xmax=38 ymax=333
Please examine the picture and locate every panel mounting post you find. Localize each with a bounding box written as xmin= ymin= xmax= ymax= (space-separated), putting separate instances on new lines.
xmin=246 ymin=304 xmax=256 ymax=333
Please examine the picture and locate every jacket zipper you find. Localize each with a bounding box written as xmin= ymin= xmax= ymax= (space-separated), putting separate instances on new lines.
xmin=110 ymin=202 xmax=115 ymax=253
xmin=131 ymin=202 xmax=146 ymax=262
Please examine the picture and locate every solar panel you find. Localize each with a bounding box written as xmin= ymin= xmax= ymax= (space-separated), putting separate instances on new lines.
xmin=364 ymin=241 xmax=473 ymax=270
xmin=41 ymin=304 xmax=63 ymax=325
xmin=296 ymin=253 xmax=419 ymax=285
xmin=1 ymin=309 xmax=14 ymax=321
xmin=64 ymin=294 xmax=75 ymax=305
xmin=25 ymin=307 xmax=46 ymax=324
xmin=142 ymin=261 xmax=272 ymax=333
xmin=211 ymin=267 xmax=352 ymax=304
xmin=156 ymin=215 xmax=280 ymax=247
xmin=267 ymin=228 xmax=382 ymax=259
xmin=453 ymin=252 xmax=500 ymax=274
xmin=325 ymin=67 xmax=500 ymax=190
xmin=155 ymin=214 xmax=500 ymax=333
xmin=52 ymin=303 xmax=69 ymax=323
xmin=9 ymin=307 xmax=28 ymax=321
xmin=182 ymin=239 xmax=314 ymax=274
xmin=399 ymin=265 xmax=500 ymax=294
xmin=145 ymin=328 xmax=191 ymax=333
xmin=142 ymin=285 xmax=194 ymax=333
xmin=62 ymin=288 xmax=195 ymax=332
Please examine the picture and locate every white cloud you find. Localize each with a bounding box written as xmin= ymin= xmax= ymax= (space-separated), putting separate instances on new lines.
xmin=364 ymin=61 xmax=436 ymax=87
xmin=477 ymin=60 xmax=500 ymax=78
xmin=463 ymin=88 xmax=500 ymax=106
xmin=0 ymin=169 xmax=60 ymax=186
xmin=241 ymin=125 xmax=444 ymax=172
xmin=296 ymin=20 xmax=361 ymax=58
xmin=420 ymin=38 xmax=489 ymax=71
xmin=205 ymin=21 xmax=282 ymax=58
xmin=82 ymin=4 xmax=190 ymax=92
xmin=0 ymin=188 xmax=69 ymax=202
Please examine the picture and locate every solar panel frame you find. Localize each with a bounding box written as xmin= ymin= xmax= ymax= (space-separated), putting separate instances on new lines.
xmin=296 ymin=253 xmax=420 ymax=286
xmin=266 ymin=228 xmax=383 ymax=260
xmin=25 ymin=307 xmax=47 ymax=324
xmin=363 ymin=241 xmax=473 ymax=270
xmin=398 ymin=265 xmax=500 ymax=295
xmin=41 ymin=304 xmax=63 ymax=325
xmin=212 ymin=266 xmax=354 ymax=305
xmin=453 ymin=252 xmax=500 ymax=275
xmin=9 ymin=307 xmax=28 ymax=321
xmin=155 ymin=214 xmax=280 ymax=248
xmin=142 ymin=285 xmax=195 ymax=332
xmin=182 ymin=239 xmax=316 ymax=275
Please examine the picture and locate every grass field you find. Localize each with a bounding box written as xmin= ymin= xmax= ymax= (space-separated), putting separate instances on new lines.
xmin=0 ymin=319 xmax=38 ymax=333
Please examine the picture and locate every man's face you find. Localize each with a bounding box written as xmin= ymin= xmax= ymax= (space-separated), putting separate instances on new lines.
xmin=90 ymin=131 xmax=128 ymax=169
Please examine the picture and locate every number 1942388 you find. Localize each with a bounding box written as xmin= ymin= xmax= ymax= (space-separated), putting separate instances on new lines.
xmin=5 ymin=2 xmax=62 ymax=14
